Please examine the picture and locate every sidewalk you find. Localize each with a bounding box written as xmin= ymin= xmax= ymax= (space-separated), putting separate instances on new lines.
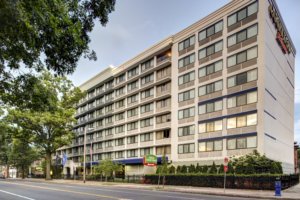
xmin=23 ymin=178 xmax=300 ymax=200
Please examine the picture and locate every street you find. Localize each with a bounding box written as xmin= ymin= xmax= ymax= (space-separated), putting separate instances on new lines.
xmin=0 ymin=179 xmax=252 ymax=200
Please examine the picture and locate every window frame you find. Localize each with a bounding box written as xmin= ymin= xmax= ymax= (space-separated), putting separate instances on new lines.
xmin=227 ymin=1 xmax=258 ymax=27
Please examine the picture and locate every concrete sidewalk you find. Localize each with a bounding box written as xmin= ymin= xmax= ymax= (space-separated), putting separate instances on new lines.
xmin=20 ymin=178 xmax=300 ymax=199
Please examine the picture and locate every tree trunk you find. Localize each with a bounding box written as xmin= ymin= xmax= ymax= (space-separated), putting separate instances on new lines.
xmin=21 ymin=165 xmax=25 ymax=179
xmin=6 ymin=164 xmax=9 ymax=178
xmin=45 ymin=153 xmax=51 ymax=180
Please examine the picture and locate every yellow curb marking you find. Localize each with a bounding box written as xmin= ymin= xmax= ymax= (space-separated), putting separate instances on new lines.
xmin=2 ymin=181 xmax=119 ymax=199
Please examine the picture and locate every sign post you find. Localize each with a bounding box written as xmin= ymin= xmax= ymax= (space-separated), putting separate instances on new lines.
xmin=223 ymin=157 xmax=229 ymax=193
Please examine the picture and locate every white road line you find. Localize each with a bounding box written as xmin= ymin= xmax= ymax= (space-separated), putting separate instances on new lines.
xmin=0 ymin=189 xmax=36 ymax=200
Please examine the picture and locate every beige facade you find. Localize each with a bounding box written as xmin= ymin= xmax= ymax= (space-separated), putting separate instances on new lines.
xmin=58 ymin=0 xmax=296 ymax=174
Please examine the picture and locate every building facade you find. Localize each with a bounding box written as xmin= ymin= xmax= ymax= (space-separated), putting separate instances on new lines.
xmin=58 ymin=0 xmax=296 ymax=175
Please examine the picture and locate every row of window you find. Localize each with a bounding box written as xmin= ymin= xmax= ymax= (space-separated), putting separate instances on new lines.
xmin=179 ymin=135 xmax=257 ymax=154
xmin=178 ymin=1 xmax=258 ymax=53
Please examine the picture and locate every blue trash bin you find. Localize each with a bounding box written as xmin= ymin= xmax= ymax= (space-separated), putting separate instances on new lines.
xmin=275 ymin=179 xmax=281 ymax=196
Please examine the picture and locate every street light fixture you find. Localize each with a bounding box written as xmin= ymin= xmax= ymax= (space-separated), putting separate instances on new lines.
xmin=83 ymin=126 xmax=94 ymax=183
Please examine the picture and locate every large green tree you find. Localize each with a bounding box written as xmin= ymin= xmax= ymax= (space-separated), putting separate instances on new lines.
xmin=0 ymin=113 xmax=12 ymax=178
xmin=7 ymin=71 xmax=84 ymax=180
xmin=0 ymin=0 xmax=115 ymax=93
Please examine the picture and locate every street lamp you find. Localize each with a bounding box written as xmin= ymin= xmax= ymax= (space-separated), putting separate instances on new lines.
xmin=83 ymin=126 xmax=94 ymax=183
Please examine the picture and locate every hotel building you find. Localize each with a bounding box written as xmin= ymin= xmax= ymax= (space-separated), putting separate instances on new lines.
xmin=58 ymin=0 xmax=296 ymax=175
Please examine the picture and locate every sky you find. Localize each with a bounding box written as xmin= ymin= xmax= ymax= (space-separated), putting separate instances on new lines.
xmin=68 ymin=0 xmax=300 ymax=143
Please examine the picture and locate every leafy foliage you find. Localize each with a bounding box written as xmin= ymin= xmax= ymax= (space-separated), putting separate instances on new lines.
xmin=94 ymin=159 xmax=122 ymax=182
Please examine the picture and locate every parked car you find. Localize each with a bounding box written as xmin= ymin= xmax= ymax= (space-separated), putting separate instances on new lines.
xmin=0 ymin=173 xmax=5 ymax=179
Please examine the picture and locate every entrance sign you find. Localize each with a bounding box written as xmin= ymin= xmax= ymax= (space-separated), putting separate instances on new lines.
xmin=143 ymin=155 xmax=157 ymax=166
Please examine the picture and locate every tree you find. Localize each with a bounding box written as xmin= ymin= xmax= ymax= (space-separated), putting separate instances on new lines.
xmin=181 ymin=165 xmax=187 ymax=174
xmin=189 ymin=164 xmax=196 ymax=174
xmin=7 ymin=71 xmax=84 ymax=180
xmin=0 ymin=115 xmax=12 ymax=178
xmin=168 ymin=165 xmax=176 ymax=174
xmin=94 ymin=159 xmax=122 ymax=182
xmin=209 ymin=162 xmax=217 ymax=174
xmin=0 ymin=0 xmax=116 ymax=93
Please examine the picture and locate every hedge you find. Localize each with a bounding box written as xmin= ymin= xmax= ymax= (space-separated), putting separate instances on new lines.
xmin=144 ymin=174 xmax=299 ymax=190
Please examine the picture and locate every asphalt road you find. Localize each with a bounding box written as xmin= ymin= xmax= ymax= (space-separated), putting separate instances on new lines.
xmin=0 ymin=179 xmax=252 ymax=200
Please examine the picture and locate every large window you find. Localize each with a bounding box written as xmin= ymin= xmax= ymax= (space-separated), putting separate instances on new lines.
xmin=115 ymin=86 xmax=125 ymax=97
xmin=178 ymin=35 xmax=195 ymax=51
xmin=178 ymin=89 xmax=195 ymax=102
xmin=227 ymin=24 xmax=258 ymax=47
xmin=199 ymin=140 xmax=223 ymax=152
xmin=127 ymin=121 xmax=138 ymax=131
xmin=198 ymin=80 xmax=223 ymax=96
xmin=227 ymin=69 xmax=257 ymax=88
xmin=178 ymin=71 xmax=195 ymax=85
xmin=156 ymin=146 xmax=171 ymax=155
xmin=127 ymin=149 xmax=138 ymax=157
xmin=199 ymin=40 xmax=223 ymax=59
xmin=115 ymin=112 xmax=124 ymax=121
xmin=127 ymin=135 xmax=138 ymax=144
xmin=115 ymin=99 xmax=125 ymax=109
xmin=199 ymin=60 xmax=223 ymax=78
xmin=115 ymin=125 xmax=125 ymax=134
xmin=141 ymin=59 xmax=154 ymax=71
xmin=199 ymin=120 xmax=223 ymax=133
xmin=199 ymin=21 xmax=223 ymax=41
xmin=227 ymin=136 xmax=257 ymax=150
xmin=178 ymin=125 xmax=195 ymax=137
xmin=227 ymin=113 xmax=257 ymax=129
xmin=127 ymin=107 xmax=138 ymax=118
xmin=227 ymin=46 xmax=258 ymax=67
xmin=141 ymin=88 xmax=154 ymax=99
xmin=140 ymin=103 xmax=153 ymax=114
xmin=156 ymin=113 xmax=171 ymax=124
xmin=115 ymin=151 xmax=124 ymax=159
xmin=140 ymin=132 xmax=153 ymax=142
xmin=198 ymin=100 xmax=223 ymax=114
xmin=178 ymin=143 xmax=195 ymax=154
xmin=178 ymin=107 xmax=195 ymax=120
xmin=140 ymin=148 xmax=153 ymax=156
xmin=127 ymin=80 xmax=138 ymax=91
xmin=140 ymin=118 xmax=153 ymax=128
xmin=115 ymin=138 xmax=124 ymax=146
xmin=227 ymin=91 xmax=257 ymax=108
xmin=178 ymin=53 xmax=195 ymax=68
xmin=128 ymin=66 xmax=139 ymax=78
xmin=227 ymin=2 xmax=258 ymax=27
xmin=141 ymin=73 xmax=154 ymax=85
xmin=116 ymin=73 xmax=125 ymax=84
xmin=128 ymin=94 xmax=138 ymax=104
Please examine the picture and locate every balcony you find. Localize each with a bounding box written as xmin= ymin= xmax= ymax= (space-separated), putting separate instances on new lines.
xmin=156 ymin=55 xmax=171 ymax=68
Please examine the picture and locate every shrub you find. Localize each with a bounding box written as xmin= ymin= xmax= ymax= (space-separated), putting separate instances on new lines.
xmin=181 ymin=165 xmax=187 ymax=173
xmin=169 ymin=165 xmax=176 ymax=174
xmin=209 ymin=162 xmax=217 ymax=174
xmin=189 ymin=164 xmax=196 ymax=173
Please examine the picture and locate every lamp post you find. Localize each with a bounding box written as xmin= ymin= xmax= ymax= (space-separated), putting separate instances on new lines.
xmin=83 ymin=126 xmax=94 ymax=183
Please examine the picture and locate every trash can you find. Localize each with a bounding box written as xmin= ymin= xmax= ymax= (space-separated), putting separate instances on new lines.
xmin=275 ymin=177 xmax=281 ymax=197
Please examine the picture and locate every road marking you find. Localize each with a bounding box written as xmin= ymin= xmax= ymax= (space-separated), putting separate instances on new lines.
xmin=2 ymin=181 xmax=119 ymax=199
xmin=0 ymin=189 xmax=36 ymax=200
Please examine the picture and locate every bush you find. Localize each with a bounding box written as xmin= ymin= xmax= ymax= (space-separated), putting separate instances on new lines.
xmin=168 ymin=165 xmax=176 ymax=174
xmin=181 ymin=165 xmax=187 ymax=173
xmin=209 ymin=162 xmax=217 ymax=174
xmin=189 ymin=164 xmax=196 ymax=173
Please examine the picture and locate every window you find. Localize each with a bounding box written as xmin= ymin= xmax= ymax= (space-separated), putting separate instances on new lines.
xmin=198 ymin=140 xmax=223 ymax=152
xmin=198 ymin=100 xmax=223 ymax=114
xmin=178 ymin=35 xmax=195 ymax=51
xmin=198 ymin=80 xmax=223 ymax=96
xmin=227 ymin=24 xmax=258 ymax=47
xmin=199 ymin=40 xmax=223 ymax=59
xmin=157 ymin=82 xmax=170 ymax=93
xmin=227 ymin=46 xmax=258 ymax=67
xmin=141 ymin=59 xmax=154 ymax=71
xmin=227 ymin=2 xmax=258 ymax=26
xmin=199 ymin=21 xmax=223 ymax=41
xmin=115 ymin=125 xmax=125 ymax=134
xmin=115 ymin=112 xmax=125 ymax=121
xmin=115 ymin=138 xmax=124 ymax=146
xmin=140 ymin=148 xmax=153 ymax=156
xmin=127 ymin=135 xmax=138 ymax=144
xmin=116 ymin=73 xmax=125 ymax=84
xmin=199 ymin=60 xmax=223 ymax=78
xmin=105 ymin=140 xmax=113 ymax=148
xmin=178 ymin=143 xmax=195 ymax=154
xmin=178 ymin=53 xmax=195 ymax=68
xmin=141 ymin=88 xmax=154 ymax=99
xmin=227 ymin=69 xmax=257 ymax=88
xmin=127 ymin=121 xmax=138 ymax=131
xmin=141 ymin=73 xmax=154 ymax=85
xmin=156 ymin=114 xmax=171 ymax=124
xmin=156 ymin=146 xmax=171 ymax=155
xmin=140 ymin=103 xmax=153 ymax=114
xmin=227 ymin=91 xmax=257 ymax=108
xmin=227 ymin=136 xmax=257 ymax=149
xmin=115 ymin=99 xmax=125 ymax=109
xmin=115 ymin=151 xmax=124 ymax=159
xmin=127 ymin=107 xmax=138 ymax=118
xmin=127 ymin=80 xmax=138 ymax=91
xmin=178 ymin=89 xmax=195 ymax=102
xmin=198 ymin=120 xmax=222 ymax=133
xmin=227 ymin=113 xmax=257 ymax=129
xmin=178 ymin=107 xmax=195 ymax=120
xmin=127 ymin=149 xmax=138 ymax=158
xmin=157 ymin=98 xmax=170 ymax=109
xmin=140 ymin=132 xmax=153 ymax=142
xmin=128 ymin=66 xmax=139 ymax=78
xmin=178 ymin=125 xmax=195 ymax=137
xmin=140 ymin=118 xmax=153 ymax=128
xmin=156 ymin=130 xmax=170 ymax=140
xmin=128 ymin=94 xmax=138 ymax=104
xmin=178 ymin=71 xmax=195 ymax=85
xmin=115 ymin=87 xmax=125 ymax=97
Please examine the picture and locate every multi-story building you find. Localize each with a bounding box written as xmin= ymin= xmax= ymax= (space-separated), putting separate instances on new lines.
xmin=58 ymin=0 xmax=296 ymax=175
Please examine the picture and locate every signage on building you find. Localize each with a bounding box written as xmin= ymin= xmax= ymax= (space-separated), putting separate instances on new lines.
xmin=268 ymin=5 xmax=292 ymax=54
xmin=143 ymin=155 xmax=157 ymax=166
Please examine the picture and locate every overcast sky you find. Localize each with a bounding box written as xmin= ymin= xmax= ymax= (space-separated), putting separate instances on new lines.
xmin=68 ymin=0 xmax=300 ymax=143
